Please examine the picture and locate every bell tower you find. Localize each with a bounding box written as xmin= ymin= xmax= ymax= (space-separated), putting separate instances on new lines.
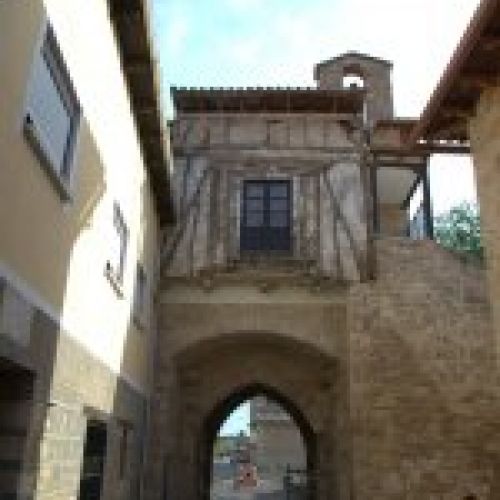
xmin=314 ymin=51 xmax=394 ymax=126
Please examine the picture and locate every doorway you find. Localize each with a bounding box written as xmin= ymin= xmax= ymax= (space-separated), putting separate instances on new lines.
xmin=78 ymin=420 xmax=108 ymax=500
xmin=0 ymin=359 xmax=34 ymax=499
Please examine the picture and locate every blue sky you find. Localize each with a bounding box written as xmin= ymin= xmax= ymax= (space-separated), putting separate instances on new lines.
xmin=151 ymin=0 xmax=480 ymax=215
xmin=150 ymin=0 xmax=481 ymax=435
xmin=151 ymin=0 xmax=480 ymax=117
xmin=219 ymin=402 xmax=250 ymax=436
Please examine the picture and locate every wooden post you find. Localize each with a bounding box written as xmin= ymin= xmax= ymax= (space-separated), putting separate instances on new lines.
xmin=303 ymin=116 xmax=308 ymax=149
xmin=314 ymin=173 xmax=321 ymax=270
xmin=220 ymin=168 xmax=231 ymax=267
xmin=370 ymin=159 xmax=379 ymax=235
xmin=422 ymin=156 xmax=434 ymax=239
xmin=362 ymin=151 xmax=376 ymax=281
xmin=207 ymin=163 xmax=219 ymax=269
xmin=322 ymin=169 xmax=342 ymax=280
xmin=286 ymin=90 xmax=292 ymax=148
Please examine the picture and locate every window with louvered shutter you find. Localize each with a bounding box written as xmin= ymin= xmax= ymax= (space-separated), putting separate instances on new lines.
xmin=24 ymin=25 xmax=80 ymax=197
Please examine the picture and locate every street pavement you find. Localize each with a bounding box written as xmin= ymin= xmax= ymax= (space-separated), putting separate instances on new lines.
xmin=211 ymin=478 xmax=286 ymax=500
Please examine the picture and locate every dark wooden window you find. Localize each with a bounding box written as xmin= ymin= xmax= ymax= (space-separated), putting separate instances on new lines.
xmin=241 ymin=180 xmax=291 ymax=252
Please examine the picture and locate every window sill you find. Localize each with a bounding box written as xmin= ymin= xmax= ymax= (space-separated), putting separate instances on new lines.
xmin=23 ymin=114 xmax=72 ymax=202
xmin=104 ymin=262 xmax=124 ymax=298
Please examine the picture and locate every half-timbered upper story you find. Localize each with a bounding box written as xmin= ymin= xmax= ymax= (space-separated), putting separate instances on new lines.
xmin=162 ymin=52 xmax=433 ymax=284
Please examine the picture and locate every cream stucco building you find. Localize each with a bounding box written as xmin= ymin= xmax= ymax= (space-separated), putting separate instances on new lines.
xmin=0 ymin=1 xmax=170 ymax=499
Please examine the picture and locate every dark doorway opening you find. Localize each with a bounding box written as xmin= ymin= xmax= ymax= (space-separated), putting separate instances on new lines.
xmin=0 ymin=359 xmax=34 ymax=500
xmin=201 ymin=384 xmax=315 ymax=500
xmin=241 ymin=180 xmax=292 ymax=253
xmin=78 ymin=420 xmax=108 ymax=500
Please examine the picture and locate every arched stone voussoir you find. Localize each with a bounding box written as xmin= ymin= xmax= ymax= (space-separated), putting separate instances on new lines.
xmin=173 ymin=328 xmax=339 ymax=368
xmin=159 ymin=332 xmax=347 ymax=500
xmin=157 ymin=297 xmax=347 ymax=363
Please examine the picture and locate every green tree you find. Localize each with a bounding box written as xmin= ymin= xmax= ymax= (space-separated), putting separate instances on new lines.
xmin=434 ymin=202 xmax=484 ymax=261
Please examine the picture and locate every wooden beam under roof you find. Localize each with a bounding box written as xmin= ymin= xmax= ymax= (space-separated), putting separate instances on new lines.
xmin=410 ymin=0 xmax=500 ymax=144
xmin=108 ymin=0 xmax=143 ymax=17
xmin=479 ymin=33 xmax=500 ymax=51
xmin=171 ymin=87 xmax=366 ymax=115
xmin=416 ymin=142 xmax=470 ymax=154
xmin=458 ymin=73 xmax=500 ymax=90
xmin=107 ymin=0 xmax=173 ymax=224
xmin=123 ymin=55 xmax=152 ymax=72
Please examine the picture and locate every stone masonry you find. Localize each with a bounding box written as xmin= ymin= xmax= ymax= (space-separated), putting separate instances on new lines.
xmin=143 ymin=238 xmax=500 ymax=500
xmin=143 ymin=53 xmax=500 ymax=500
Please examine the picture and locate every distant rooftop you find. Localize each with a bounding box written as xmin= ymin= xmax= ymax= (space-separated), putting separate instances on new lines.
xmin=314 ymin=51 xmax=393 ymax=79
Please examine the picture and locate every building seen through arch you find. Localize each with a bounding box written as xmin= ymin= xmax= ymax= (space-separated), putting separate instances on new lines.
xmin=211 ymin=395 xmax=307 ymax=499
xmin=250 ymin=396 xmax=306 ymax=482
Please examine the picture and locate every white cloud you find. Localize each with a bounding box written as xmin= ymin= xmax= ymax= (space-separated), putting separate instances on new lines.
xmin=166 ymin=12 xmax=189 ymax=57
xmin=262 ymin=0 xmax=481 ymax=116
xmin=431 ymin=156 xmax=477 ymax=215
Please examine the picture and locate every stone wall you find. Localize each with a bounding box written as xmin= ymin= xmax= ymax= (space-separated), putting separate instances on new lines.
xmin=148 ymin=237 xmax=500 ymax=500
xmin=349 ymin=238 xmax=500 ymax=499
xmin=252 ymin=418 xmax=307 ymax=479
xmin=470 ymin=86 xmax=500 ymax=361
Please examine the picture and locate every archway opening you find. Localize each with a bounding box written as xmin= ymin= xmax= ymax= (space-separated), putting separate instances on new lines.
xmin=343 ymin=74 xmax=364 ymax=89
xmin=342 ymin=64 xmax=366 ymax=89
xmin=202 ymin=384 xmax=315 ymax=500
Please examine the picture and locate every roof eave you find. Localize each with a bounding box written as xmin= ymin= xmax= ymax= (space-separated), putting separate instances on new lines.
xmin=108 ymin=0 xmax=174 ymax=225
xmin=410 ymin=0 xmax=498 ymax=145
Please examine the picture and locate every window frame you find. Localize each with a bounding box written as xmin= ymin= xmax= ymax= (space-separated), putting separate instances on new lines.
xmin=105 ymin=202 xmax=129 ymax=296
xmin=240 ymin=179 xmax=292 ymax=253
xmin=23 ymin=23 xmax=81 ymax=200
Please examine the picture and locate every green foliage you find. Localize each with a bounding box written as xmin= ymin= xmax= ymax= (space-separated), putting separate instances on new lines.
xmin=213 ymin=436 xmax=235 ymax=457
xmin=434 ymin=202 xmax=484 ymax=262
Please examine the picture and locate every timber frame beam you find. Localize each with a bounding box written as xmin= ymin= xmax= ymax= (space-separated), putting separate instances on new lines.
xmin=410 ymin=0 xmax=500 ymax=145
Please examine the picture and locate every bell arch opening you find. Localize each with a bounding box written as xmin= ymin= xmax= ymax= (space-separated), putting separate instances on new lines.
xmin=200 ymin=383 xmax=317 ymax=500
xmin=342 ymin=64 xmax=366 ymax=89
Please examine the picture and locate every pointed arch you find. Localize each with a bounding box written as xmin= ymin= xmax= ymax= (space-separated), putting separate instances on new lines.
xmin=200 ymin=382 xmax=317 ymax=499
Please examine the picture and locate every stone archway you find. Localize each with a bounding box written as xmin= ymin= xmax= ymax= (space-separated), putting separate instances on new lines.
xmin=149 ymin=332 xmax=351 ymax=500
xmin=201 ymin=382 xmax=317 ymax=499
